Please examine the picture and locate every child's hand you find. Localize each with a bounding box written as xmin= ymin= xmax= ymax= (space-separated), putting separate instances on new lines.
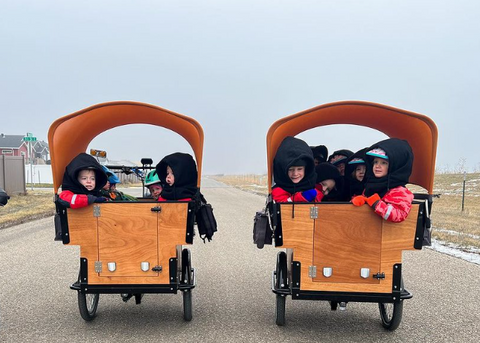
xmin=351 ymin=195 xmax=367 ymax=206
xmin=366 ymin=194 xmax=381 ymax=207
xmin=301 ymin=189 xmax=317 ymax=202
xmin=88 ymin=195 xmax=108 ymax=204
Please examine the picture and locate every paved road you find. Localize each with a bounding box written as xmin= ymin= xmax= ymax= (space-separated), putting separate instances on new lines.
xmin=1 ymin=180 xmax=479 ymax=342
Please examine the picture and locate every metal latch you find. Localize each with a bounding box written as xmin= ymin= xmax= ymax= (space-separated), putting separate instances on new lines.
xmin=151 ymin=206 xmax=162 ymax=213
xmin=94 ymin=261 xmax=102 ymax=273
xmin=373 ymin=272 xmax=385 ymax=279
xmin=152 ymin=265 xmax=163 ymax=272
xmin=310 ymin=206 xmax=318 ymax=219
xmin=93 ymin=205 xmax=101 ymax=217
xmin=308 ymin=265 xmax=317 ymax=278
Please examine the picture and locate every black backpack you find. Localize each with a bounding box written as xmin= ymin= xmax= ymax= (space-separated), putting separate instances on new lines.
xmin=195 ymin=192 xmax=217 ymax=243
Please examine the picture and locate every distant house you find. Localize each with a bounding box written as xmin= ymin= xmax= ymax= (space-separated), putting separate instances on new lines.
xmin=0 ymin=133 xmax=49 ymax=164
xmin=0 ymin=134 xmax=28 ymax=161
xmin=33 ymin=140 xmax=50 ymax=164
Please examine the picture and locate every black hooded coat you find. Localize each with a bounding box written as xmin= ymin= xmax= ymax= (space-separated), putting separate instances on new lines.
xmin=364 ymin=138 xmax=414 ymax=198
xmin=273 ymin=136 xmax=316 ymax=194
xmin=315 ymin=162 xmax=342 ymax=185
xmin=345 ymin=147 xmax=368 ymax=198
xmin=327 ymin=149 xmax=354 ymax=165
xmin=156 ymin=153 xmax=198 ymax=200
xmin=310 ymin=145 xmax=328 ymax=163
xmin=61 ymin=153 xmax=107 ymax=195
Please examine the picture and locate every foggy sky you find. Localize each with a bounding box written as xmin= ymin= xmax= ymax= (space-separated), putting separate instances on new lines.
xmin=1 ymin=0 xmax=479 ymax=174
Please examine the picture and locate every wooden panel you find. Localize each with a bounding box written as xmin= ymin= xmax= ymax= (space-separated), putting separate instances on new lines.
xmin=67 ymin=207 xmax=99 ymax=280
xmin=280 ymin=204 xmax=315 ymax=292
xmin=379 ymin=204 xmax=420 ymax=288
xmin=67 ymin=206 xmax=97 ymax=246
xmin=277 ymin=203 xmax=421 ymax=293
xmin=66 ymin=202 xmax=191 ymax=285
xmin=98 ymin=204 xmax=158 ymax=278
xmin=313 ymin=205 xmax=381 ymax=284
xmin=158 ymin=202 xmax=189 ymax=274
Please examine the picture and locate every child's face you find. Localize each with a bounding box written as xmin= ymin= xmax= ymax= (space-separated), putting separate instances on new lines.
xmin=78 ymin=170 xmax=96 ymax=191
xmin=103 ymin=180 xmax=110 ymax=190
xmin=319 ymin=179 xmax=336 ymax=195
xmin=166 ymin=166 xmax=175 ymax=186
xmin=354 ymin=165 xmax=366 ymax=181
xmin=336 ymin=163 xmax=346 ymax=176
xmin=373 ymin=158 xmax=389 ymax=178
xmin=148 ymin=184 xmax=163 ymax=199
xmin=110 ymin=183 xmax=117 ymax=191
xmin=288 ymin=166 xmax=305 ymax=184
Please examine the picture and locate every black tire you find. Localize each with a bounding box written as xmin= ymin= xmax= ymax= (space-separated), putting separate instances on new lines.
xmin=183 ymin=290 xmax=193 ymax=321
xmin=275 ymin=252 xmax=288 ymax=326
xmin=78 ymin=292 xmax=99 ymax=321
xmin=181 ymin=248 xmax=193 ymax=321
xmin=276 ymin=294 xmax=286 ymax=326
xmin=379 ymin=301 xmax=403 ymax=331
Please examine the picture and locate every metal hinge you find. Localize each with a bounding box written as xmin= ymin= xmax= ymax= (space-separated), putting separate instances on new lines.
xmin=93 ymin=205 xmax=101 ymax=217
xmin=94 ymin=261 xmax=102 ymax=273
xmin=308 ymin=265 xmax=317 ymax=278
xmin=310 ymin=206 xmax=318 ymax=219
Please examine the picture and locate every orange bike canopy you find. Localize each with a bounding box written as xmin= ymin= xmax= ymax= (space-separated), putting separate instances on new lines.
xmin=48 ymin=101 xmax=204 ymax=193
xmin=267 ymin=101 xmax=438 ymax=193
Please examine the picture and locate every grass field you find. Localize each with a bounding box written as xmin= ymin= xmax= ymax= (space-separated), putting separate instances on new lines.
xmin=0 ymin=189 xmax=55 ymax=229
xmin=211 ymin=173 xmax=480 ymax=253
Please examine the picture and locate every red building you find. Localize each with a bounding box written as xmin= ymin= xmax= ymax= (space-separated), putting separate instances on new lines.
xmin=0 ymin=133 xmax=49 ymax=163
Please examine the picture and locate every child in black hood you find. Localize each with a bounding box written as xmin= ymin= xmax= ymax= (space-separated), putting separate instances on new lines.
xmin=310 ymin=145 xmax=328 ymax=165
xmin=315 ymin=162 xmax=342 ymax=201
xmin=58 ymin=153 xmax=108 ymax=208
xmin=328 ymin=149 xmax=354 ymax=176
xmin=352 ymin=138 xmax=414 ymax=223
xmin=272 ymin=136 xmax=323 ymax=203
xmin=324 ymin=148 xmax=354 ymax=201
xmin=155 ymin=152 xmax=198 ymax=201
xmin=345 ymin=147 xmax=368 ymax=198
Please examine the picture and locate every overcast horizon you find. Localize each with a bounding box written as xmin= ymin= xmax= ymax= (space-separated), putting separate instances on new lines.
xmin=2 ymin=1 xmax=479 ymax=174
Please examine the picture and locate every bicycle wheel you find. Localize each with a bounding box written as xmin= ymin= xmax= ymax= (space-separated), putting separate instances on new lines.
xmin=78 ymin=292 xmax=99 ymax=321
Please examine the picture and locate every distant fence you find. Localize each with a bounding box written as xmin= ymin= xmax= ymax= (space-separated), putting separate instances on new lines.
xmin=0 ymin=155 xmax=26 ymax=195
xmin=25 ymin=165 xmax=54 ymax=184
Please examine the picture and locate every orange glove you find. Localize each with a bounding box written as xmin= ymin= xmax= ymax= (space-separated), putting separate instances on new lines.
xmin=351 ymin=195 xmax=367 ymax=206
xmin=366 ymin=193 xmax=381 ymax=207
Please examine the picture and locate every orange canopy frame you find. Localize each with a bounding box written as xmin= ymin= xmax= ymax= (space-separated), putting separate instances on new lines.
xmin=48 ymin=101 xmax=204 ymax=193
xmin=267 ymin=101 xmax=438 ymax=193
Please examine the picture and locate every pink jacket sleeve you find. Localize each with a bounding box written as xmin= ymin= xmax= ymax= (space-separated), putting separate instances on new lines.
xmin=59 ymin=190 xmax=90 ymax=209
xmin=373 ymin=186 xmax=413 ymax=223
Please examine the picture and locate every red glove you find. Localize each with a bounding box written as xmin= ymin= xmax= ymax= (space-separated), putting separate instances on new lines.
xmin=366 ymin=193 xmax=381 ymax=207
xmin=351 ymin=195 xmax=367 ymax=206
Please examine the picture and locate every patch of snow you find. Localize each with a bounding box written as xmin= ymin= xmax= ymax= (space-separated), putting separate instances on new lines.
xmin=428 ymin=239 xmax=480 ymax=265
